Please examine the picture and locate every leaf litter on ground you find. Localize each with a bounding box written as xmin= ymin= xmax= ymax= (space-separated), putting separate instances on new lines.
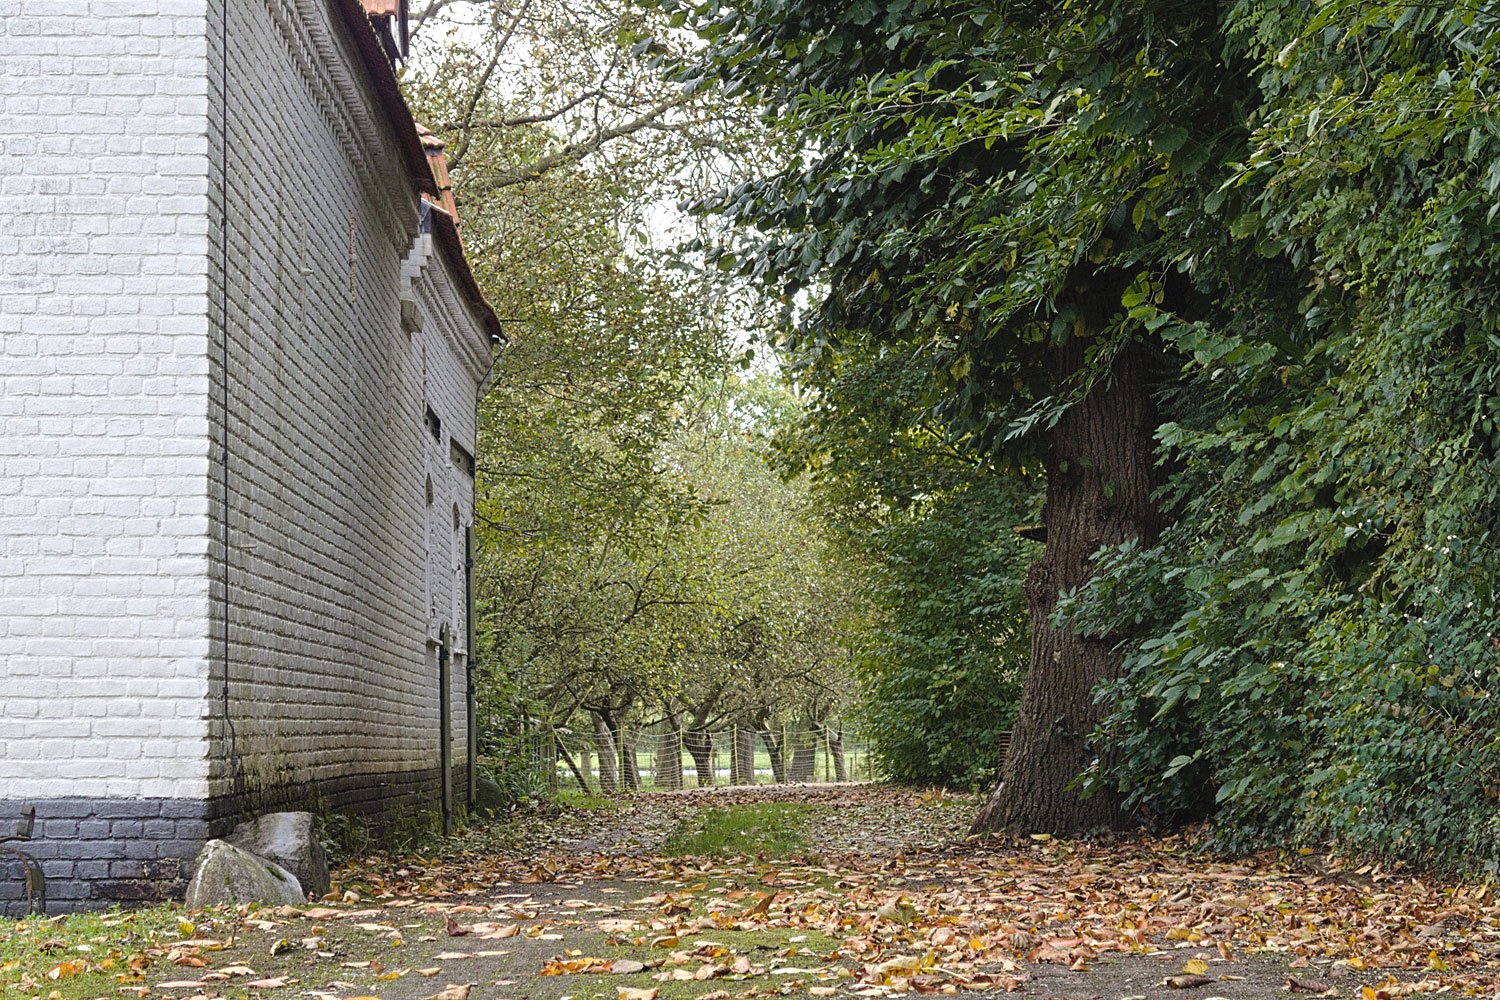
xmin=7 ymin=785 xmax=1500 ymax=1000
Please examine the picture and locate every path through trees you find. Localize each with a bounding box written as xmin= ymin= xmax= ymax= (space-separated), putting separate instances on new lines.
xmin=14 ymin=786 xmax=1498 ymax=1000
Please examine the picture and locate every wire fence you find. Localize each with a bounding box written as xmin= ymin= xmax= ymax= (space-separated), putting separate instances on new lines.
xmin=510 ymin=725 xmax=876 ymax=792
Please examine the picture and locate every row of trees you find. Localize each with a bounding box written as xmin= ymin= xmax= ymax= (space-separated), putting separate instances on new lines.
xmin=400 ymin=0 xmax=871 ymax=792
xmin=645 ymin=0 xmax=1500 ymax=867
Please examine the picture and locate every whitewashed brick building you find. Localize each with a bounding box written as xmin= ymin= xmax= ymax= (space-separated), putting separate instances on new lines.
xmin=0 ymin=0 xmax=501 ymax=911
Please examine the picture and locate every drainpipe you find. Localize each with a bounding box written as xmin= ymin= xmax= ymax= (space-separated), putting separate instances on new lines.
xmin=438 ymin=623 xmax=452 ymax=835
xmin=468 ymin=333 xmax=499 ymax=810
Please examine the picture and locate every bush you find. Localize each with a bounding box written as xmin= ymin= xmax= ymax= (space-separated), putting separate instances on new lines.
xmin=856 ymin=480 xmax=1030 ymax=790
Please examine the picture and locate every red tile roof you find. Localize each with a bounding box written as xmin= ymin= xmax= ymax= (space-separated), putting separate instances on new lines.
xmin=329 ymin=0 xmax=433 ymax=196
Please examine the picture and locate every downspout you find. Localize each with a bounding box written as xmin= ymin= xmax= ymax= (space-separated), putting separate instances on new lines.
xmin=468 ymin=332 xmax=500 ymax=809
xmin=218 ymin=0 xmax=245 ymax=810
xmin=439 ymin=623 xmax=452 ymax=835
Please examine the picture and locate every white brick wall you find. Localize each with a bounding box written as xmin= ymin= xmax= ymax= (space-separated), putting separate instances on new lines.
xmin=0 ymin=0 xmax=214 ymax=801
xmin=404 ymin=218 xmax=492 ymax=757
xmin=1 ymin=0 xmax=490 ymax=821
xmin=206 ymin=0 xmax=489 ymax=808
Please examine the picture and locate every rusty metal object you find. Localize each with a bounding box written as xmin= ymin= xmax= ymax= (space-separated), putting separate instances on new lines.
xmin=0 ymin=806 xmax=46 ymax=915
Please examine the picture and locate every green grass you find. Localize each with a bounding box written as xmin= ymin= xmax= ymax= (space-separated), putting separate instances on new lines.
xmin=0 ymin=905 xmax=210 ymax=1000
xmin=551 ymin=786 xmax=624 ymax=812
xmin=659 ymin=803 xmax=824 ymax=858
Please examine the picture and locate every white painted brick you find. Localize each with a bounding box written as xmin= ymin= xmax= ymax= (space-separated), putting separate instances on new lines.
xmin=3 ymin=0 xmax=491 ymax=818
xmin=0 ymin=0 xmax=212 ymax=800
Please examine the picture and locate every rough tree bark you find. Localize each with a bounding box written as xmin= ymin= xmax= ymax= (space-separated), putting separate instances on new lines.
xmin=828 ymin=727 xmax=848 ymax=782
xmin=684 ymin=729 xmax=715 ymax=787
xmin=971 ymin=329 xmax=1162 ymax=836
xmin=619 ymin=727 xmax=639 ymax=791
xmin=593 ymin=714 xmax=619 ymax=793
xmin=760 ymin=730 xmax=786 ymax=783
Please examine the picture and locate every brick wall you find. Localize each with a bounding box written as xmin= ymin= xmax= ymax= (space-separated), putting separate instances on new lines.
xmin=206 ymin=0 xmax=485 ymax=827
xmin=0 ymin=0 xmax=215 ymax=912
xmin=0 ymin=0 xmax=491 ymax=913
xmin=0 ymin=0 xmax=215 ymax=799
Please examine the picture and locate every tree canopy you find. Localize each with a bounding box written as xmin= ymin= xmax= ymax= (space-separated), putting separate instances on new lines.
xmin=641 ymin=0 xmax=1500 ymax=863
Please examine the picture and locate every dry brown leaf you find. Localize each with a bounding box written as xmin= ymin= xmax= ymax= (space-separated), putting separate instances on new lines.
xmin=301 ymin=908 xmax=342 ymax=920
xmin=1165 ymin=975 xmax=1216 ymax=989
xmin=1285 ymin=977 xmax=1335 ymax=993
xmin=425 ymin=983 xmax=474 ymax=1000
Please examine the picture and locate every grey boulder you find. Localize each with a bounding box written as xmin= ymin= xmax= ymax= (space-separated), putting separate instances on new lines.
xmin=185 ymin=839 xmax=305 ymax=909
xmin=227 ymin=812 xmax=329 ymax=898
xmin=474 ymin=776 xmax=508 ymax=817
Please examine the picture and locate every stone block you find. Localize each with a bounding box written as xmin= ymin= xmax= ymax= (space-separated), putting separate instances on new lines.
xmin=184 ymin=840 xmax=303 ymax=909
xmin=226 ymin=812 xmax=327 ymax=898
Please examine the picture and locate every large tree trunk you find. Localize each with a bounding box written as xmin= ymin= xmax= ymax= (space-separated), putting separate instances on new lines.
xmin=593 ymin=715 xmax=619 ymax=794
xmin=828 ymin=727 xmax=848 ymax=782
xmin=619 ymin=727 xmax=639 ymax=791
xmin=971 ymin=334 xmax=1161 ymax=836
xmin=656 ymin=726 xmax=683 ymax=790
xmin=684 ymin=729 xmax=714 ymax=787
xmin=760 ymin=729 xmax=786 ymax=783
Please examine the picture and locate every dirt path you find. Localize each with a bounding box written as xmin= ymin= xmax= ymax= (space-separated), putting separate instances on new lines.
xmin=25 ymin=786 xmax=1500 ymax=1000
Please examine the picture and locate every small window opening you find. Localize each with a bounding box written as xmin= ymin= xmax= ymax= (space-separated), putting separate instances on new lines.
xmin=425 ymin=474 xmax=434 ymax=505
xmin=449 ymin=438 xmax=476 ymax=478
xmin=425 ymin=405 xmax=442 ymax=443
xmin=452 ymin=503 xmax=461 ymax=530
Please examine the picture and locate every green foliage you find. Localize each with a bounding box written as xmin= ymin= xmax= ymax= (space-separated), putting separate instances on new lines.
xmin=405 ymin=2 xmax=867 ymax=762
xmin=1060 ymin=0 xmax=1500 ymax=869
xmin=855 ymin=480 xmax=1031 ymax=790
xmin=317 ymin=811 xmax=373 ymax=867
xmin=662 ymin=0 xmax=1500 ymax=866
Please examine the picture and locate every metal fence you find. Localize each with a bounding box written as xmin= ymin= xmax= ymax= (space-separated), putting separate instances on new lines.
xmin=511 ymin=725 xmax=876 ymax=792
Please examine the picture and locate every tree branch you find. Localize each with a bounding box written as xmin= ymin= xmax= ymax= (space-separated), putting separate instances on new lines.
xmin=470 ymin=97 xmax=688 ymax=190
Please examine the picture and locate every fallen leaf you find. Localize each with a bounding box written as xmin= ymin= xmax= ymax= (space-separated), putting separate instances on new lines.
xmin=302 ymin=908 xmax=342 ymax=920
xmin=1285 ymin=977 xmax=1335 ymax=993
xmin=426 ymin=984 xmax=474 ymax=1000
xmin=611 ymin=960 xmax=646 ymax=974
xmin=243 ymin=978 xmax=290 ymax=989
xmin=417 ymin=968 xmax=442 ymax=977
xmin=46 ymin=960 xmax=85 ymax=981
xmin=618 ymin=988 xmax=659 ymax=1000
xmin=1165 ymin=975 xmax=1216 ymax=989
xmin=1183 ymin=959 xmax=1210 ymax=975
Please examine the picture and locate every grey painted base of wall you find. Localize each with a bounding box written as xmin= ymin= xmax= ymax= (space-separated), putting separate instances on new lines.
xmin=0 ymin=797 xmax=209 ymax=915
xmin=0 ymin=766 xmax=470 ymax=916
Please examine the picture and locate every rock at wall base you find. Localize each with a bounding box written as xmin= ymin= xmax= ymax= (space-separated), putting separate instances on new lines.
xmin=185 ymin=840 xmax=305 ymax=909
xmin=474 ymin=777 xmax=508 ymax=817
xmin=227 ymin=812 xmax=329 ymax=898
